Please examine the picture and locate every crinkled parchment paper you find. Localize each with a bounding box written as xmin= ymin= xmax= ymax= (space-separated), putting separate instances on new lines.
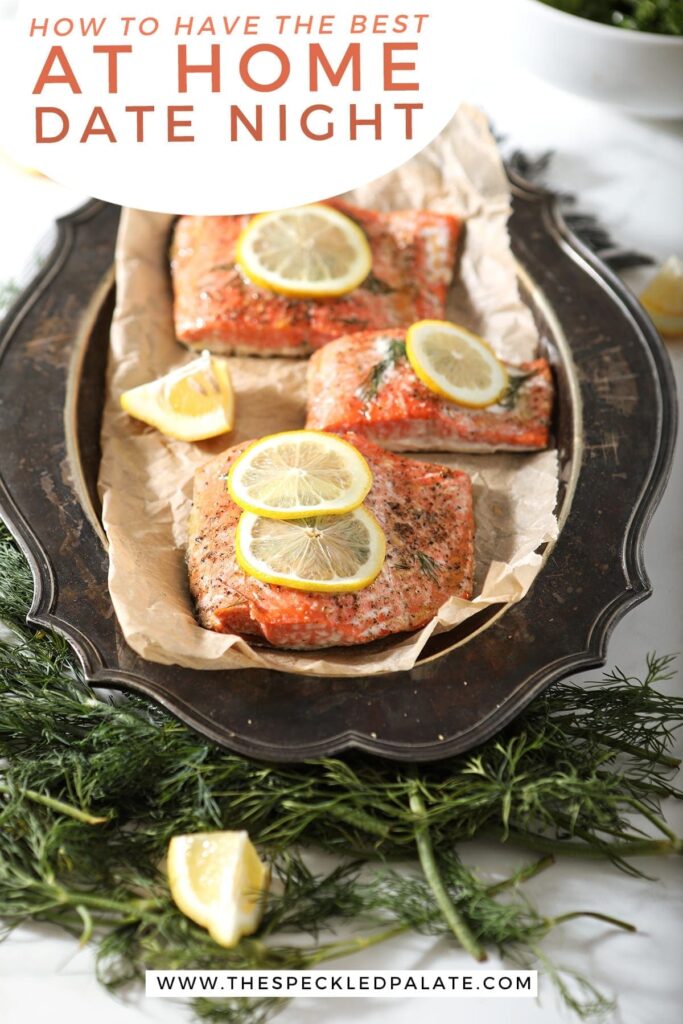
xmin=99 ymin=104 xmax=558 ymax=677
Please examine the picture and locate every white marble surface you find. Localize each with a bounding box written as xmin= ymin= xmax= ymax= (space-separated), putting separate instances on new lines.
xmin=1 ymin=18 xmax=682 ymax=1024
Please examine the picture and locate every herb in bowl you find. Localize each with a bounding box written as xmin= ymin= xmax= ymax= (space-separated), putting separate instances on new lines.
xmin=538 ymin=0 xmax=683 ymax=35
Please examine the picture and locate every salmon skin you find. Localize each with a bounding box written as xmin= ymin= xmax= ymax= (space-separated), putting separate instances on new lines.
xmin=187 ymin=433 xmax=474 ymax=650
xmin=171 ymin=200 xmax=460 ymax=357
xmin=306 ymin=330 xmax=553 ymax=452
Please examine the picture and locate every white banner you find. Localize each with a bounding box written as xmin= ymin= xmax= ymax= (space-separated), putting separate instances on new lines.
xmin=146 ymin=969 xmax=538 ymax=999
xmin=1 ymin=0 xmax=479 ymax=214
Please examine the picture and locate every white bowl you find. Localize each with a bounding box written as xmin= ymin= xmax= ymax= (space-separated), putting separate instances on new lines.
xmin=502 ymin=0 xmax=683 ymax=119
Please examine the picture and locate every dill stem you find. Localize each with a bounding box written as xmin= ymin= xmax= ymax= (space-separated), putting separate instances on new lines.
xmin=627 ymin=798 xmax=681 ymax=843
xmin=409 ymin=787 xmax=487 ymax=962
xmin=71 ymin=893 xmax=157 ymax=915
xmin=0 ymin=783 xmax=109 ymax=825
xmin=75 ymin=904 xmax=94 ymax=945
xmin=309 ymin=922 xmax=410 ymax=965
xmin=625 ymin=779 xmax=677 ymax=800
xmin=550 ymin=723 xmax=681 ymax=768
xmin=485 ymin=856 xmax=555 ymax=895
xmin=486 ymin=828 xmax=683 ymax=859
xmin=550 ymin=911 xmax=636 ymax=933
xmin=52 ymin=889 xmax=159 ymax=918
xmin=0 ymin=889 xmax=158 ymax=925
xmin=323 ymin=803 xmax=390 ymax=838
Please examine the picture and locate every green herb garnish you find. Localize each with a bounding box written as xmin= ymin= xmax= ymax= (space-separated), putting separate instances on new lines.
xmin=416 ymin=550 xmax=443 ymax=584
xmin=357 ymin=338 xmax=406 ymax=402
xmin=396 ymin=551 xmax=443 ymax=583
xmin=499 ymin=369 xmax=534 ymax=409
xmin=362 ymin=272 xmax=396 ymax=295
xmin=1 ymin=520 xmax=682 ymax=1024
xmin=538 ymin=1 xmax=683 ymax=36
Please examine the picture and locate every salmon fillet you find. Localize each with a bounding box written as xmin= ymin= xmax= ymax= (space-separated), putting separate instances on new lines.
xmin=306 ymin=330 xmax=553 ymax=452
xmin=187 ymin=433 xmax=474 ymax=650
xmin=171 ymin=200 xmax=461 ymax=357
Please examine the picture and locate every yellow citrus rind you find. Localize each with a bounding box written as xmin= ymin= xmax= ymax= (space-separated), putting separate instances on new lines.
xmin=236 ymin=204 xmax=372 ymax=298
xmin=405 ymin=319 xmax=509 ymax=409
xmin=227 ymin=430 xmax=373 ymax=519
xmin=234 ymin=505 xmax=386 ymax=593
xmin=120 ymin=351 xmax=234 ymax=441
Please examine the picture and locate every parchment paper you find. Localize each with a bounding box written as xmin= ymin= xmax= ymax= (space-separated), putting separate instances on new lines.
xmin=99 ymin=104 xmax=558 ymax=677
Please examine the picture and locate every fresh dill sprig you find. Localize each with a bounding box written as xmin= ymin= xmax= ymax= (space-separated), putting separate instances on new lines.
xmin=498 ymin=369 xmax=534 ymax=409
xmin=416 ymin=550 xmax=442 ymax=584
xmin=1 ymin=519 xmax=682 ymax=1024
xmin=395 ymin=551 xmax=443 ymax=584
xmin=361 ymin=272 xmax=395 ymax=295
xmin=357 ymin=338 xmax=406 ymax=403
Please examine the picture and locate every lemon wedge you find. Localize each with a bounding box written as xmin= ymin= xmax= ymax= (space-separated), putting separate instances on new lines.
xmin=228 ymin=430 xmax=372 ymax=519
xmin=640 ymin=256 xmax=683 ymax=338
xmin=406 ymin=320 xmax=508 ymax=409
xmin=236 ymin=204 xmax=372 ymax=298
xmin=235 ymin=506 xmax=386 ymax=593
xmin=167 ymin=831 xmax=270 ymax=948
xmin=120 ymin=351 xmax=234 ymax=441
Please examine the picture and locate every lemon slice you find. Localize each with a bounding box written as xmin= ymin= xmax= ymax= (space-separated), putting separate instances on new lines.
xmin=120 ymin=351 xmax=234 ymax=441
xmin=640 ymin=256 xmax=683 ymax=338
xmin=236 ymin=204 xmax=372 ymax=298
xmin=235 ymin=506 xmax=386 ymax=593
xmin=406 ymin=320 xmax=509 ymax=409
xmin=167 ymin=831 xmax=270 ymax=948
xmin=228 ymin=430 xmax=372 ymax=519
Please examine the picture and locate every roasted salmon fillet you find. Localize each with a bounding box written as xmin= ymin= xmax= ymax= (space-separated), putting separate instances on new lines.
xmin=306 ymin=330 xmax=554 ymax=452
xmin=171 ymin=200 xmax=461 ymax=357
xmin=187 ymin=433 xmax=474 ymax=649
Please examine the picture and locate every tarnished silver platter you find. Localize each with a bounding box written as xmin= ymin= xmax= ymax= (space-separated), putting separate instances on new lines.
xmin=0 ymin=175 xmax=676 ymax=761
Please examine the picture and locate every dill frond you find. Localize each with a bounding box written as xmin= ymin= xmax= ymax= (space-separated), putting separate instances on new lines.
xmin=0 ymin=519 xmax=681 ymax=1024
xmin=357 ymin=338 xmax=407 ymax=403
